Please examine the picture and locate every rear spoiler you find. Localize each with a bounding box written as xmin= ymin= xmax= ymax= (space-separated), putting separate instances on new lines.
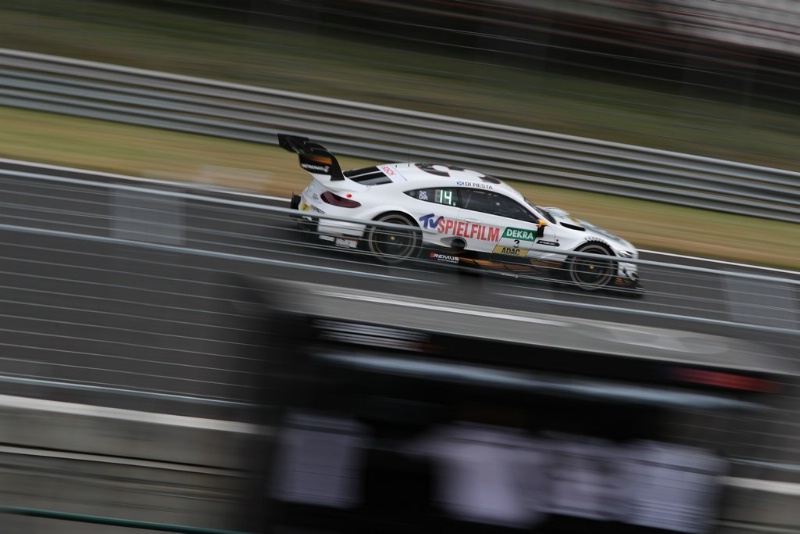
xmin=278 ymin=134 xmax=344 ymax=181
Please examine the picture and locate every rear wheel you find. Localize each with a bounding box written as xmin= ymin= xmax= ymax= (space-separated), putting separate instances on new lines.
xmin=568 ymin=242 xmax=615 ymax=290
xmin=367 ymin=213 xmax=421 ymax=264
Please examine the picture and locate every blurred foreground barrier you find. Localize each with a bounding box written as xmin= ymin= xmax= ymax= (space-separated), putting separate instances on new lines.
xmin=0 ymin=394 xmax=258 ymax=533
xmin=1 ymin=507 xmax=250 ymax=534
xmin=0 ymin=391 xmax=798 ymax=533
xmin=0 ymin=285 xmax=798 ymax=533
xmin=0 ymin=48 xmax=798 ymax=222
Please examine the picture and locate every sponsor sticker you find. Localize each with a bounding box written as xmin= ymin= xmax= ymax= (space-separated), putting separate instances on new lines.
xmin=456 ymin=180 xmax=492 ymax=190
xmin=335 ymin=238 xmax=358 ymax=249
xmin=502 ymin=227 xmax=538 ymax=242
xmin=300 ymin=202 xmax=324 ymax=214
xmin=301 ymin=163 xmax=331 ymax=173
xmin=493 ymin=245 xmax=522 ymax=256
xmin=444 ymin=219 xmax=500 ymax=241
xmin=430 ymin=252 xmax=460 ymax=264
xmin=419 ymin=214 xmax=501 ymax=241
xmin=446 ymin=220 xmax=499 ymax=241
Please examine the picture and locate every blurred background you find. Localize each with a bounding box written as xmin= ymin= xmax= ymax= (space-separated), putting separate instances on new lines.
xmin=4 ymin=0 xmax=800 ymax=166
xmin=0 ymin=1 xmax=799 ymax=533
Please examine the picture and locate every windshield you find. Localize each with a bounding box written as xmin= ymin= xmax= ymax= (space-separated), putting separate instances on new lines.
xmin=524 ymin=197 xmax=556 ymax=224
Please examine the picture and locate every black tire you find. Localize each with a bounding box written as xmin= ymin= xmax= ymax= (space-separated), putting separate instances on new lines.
xmin=367 ymin=213 xmax=421 ymax=264
xmin=568 ymin=242 xmax=615 ymax=290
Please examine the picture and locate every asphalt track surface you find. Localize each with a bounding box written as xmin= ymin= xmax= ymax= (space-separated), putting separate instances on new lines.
xmin=1 ymin=160 xmax=798 ymax=454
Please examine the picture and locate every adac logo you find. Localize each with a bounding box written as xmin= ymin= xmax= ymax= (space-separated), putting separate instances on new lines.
xmin=419 ymin=213 xmax=444 ymax=230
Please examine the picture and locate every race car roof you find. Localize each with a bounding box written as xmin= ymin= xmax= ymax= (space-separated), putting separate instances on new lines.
xmin=375 ymin=162 xmax=524 ymax=196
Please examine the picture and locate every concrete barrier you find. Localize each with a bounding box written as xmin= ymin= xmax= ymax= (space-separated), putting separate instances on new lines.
xmin=0 ymin=394 xmax=259 ymax=468
xmin=0 ymin=394 xmax=265 ymax=532
xmin=0 ymin=393 xmax=798 ymax=532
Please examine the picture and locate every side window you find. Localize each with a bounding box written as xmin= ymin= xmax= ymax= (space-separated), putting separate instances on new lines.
xmin=497 ymin=197 xmax=538 ymax=223
xmin=462 ymin=191 xmax=489 ymax=214
xmin=463 ymin=190 xmax=537 ymax=222
xmin=405 ymin=188 xmax=459 ymax=207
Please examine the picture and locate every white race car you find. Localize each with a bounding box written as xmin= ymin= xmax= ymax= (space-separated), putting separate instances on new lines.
xmin=281 ymin=134 xmax=641 ymax=293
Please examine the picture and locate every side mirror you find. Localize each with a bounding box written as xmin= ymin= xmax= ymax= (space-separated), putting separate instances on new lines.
xmin=536 ymin=219 xmax=547 ymax=239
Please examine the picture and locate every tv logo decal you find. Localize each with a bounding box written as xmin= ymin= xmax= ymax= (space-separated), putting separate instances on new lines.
xmin=419 ymin=213 xmax=444 ymax=230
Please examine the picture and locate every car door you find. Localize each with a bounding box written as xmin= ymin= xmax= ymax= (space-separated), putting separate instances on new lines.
xmin=405 ymin=187 xmax=462 ymax=247
xmin=457 ymin=189 xmax=557 ymax=259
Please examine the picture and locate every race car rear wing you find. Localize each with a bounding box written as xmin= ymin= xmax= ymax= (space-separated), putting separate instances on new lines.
xmin=278 ymin=134 xmax=344 ymax=181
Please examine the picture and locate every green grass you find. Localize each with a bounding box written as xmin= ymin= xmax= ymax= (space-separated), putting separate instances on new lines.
xmin=0 ymin=1 xmax=798 ymax=269
xmin=3 ymin=106 xmax=798 ymax=271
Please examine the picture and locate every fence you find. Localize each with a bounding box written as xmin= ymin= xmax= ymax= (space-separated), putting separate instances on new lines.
xmin=1 ymin=159 xmax=799 ymax=532
xmin=2 ymin=159 xmax=798 ymax=442
xmin=1 ymin=48 xmax=799 ymax=223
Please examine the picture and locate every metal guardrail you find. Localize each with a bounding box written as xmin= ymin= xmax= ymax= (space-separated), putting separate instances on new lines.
xmin=1 ymin=161 xmax=799 ymax=532
xmin=1 ymin=48 xmax=799 ymax=223
xmin=2 ymin=162 xmax=798 ymax=399
xmin=3 ymin=162 xmax=799 ymax=334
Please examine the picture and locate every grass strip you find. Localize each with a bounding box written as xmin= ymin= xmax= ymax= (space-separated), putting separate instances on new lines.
xmin=3 ymin=106 xmax=797 ymax=271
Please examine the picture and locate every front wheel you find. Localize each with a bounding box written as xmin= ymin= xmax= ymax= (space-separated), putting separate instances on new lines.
xmin=567 ymin=243 xmax=615 ymax=290
xmin=367 ymin=213 xmax=421 ymax=264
